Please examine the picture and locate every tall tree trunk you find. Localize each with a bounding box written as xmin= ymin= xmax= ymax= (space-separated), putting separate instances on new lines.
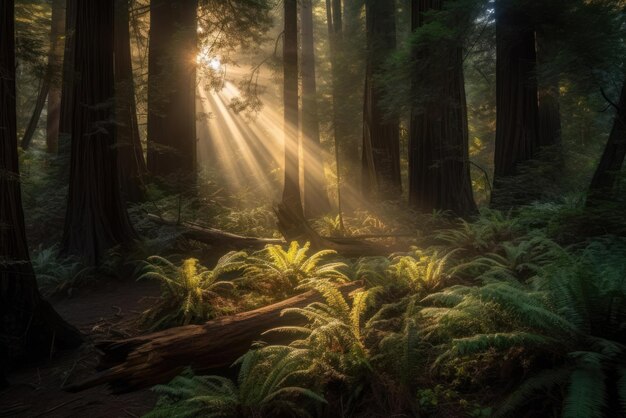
xmin=326 ymin=0 xmax=362 ymax=212
xmin=61 ymin=0 xmax=136 ymax=265
xmin=115 ymin=0 xmax=146 ymax=202
xmin=59 ymin=0 xmax=77 ymax=155
xmin=46 ymin=0 xmax=65 ymax=153
xmin=19 ymin=80 xmax=48 ymax=149
xmin=301 ymin=0 xmax=330 ymax=218
xmin=408 ymin=0 xmax=476 ymax=216
xmin=1 ymin=0 xmax=81 ymax=379
xmin=281 ymin=0 xmax=303 ymax=215
xmin=147 ymin=0 xmax=198 ymax=187
xmin=361 ymin=0 xmax=401 ymax=200
xmin=491 ymin=0 xmax=539 ymax=207
xmin=588 ymin=82 xmax=626 ymax=202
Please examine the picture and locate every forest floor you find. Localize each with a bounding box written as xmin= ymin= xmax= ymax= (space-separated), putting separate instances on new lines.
xmin=0 ymin=280 xmax=161 ymax=418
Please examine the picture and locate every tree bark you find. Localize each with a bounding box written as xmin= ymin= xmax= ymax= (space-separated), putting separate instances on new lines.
xmin=588 ymin=82 xmax=626 ymax=202
xmin=301 ymin=0 xmax=331 ymax=218
xmin=46 ymin=0 xmax=65 ymax=153
xmin=491 ymin=0 xmax=539 ymax=207
xmin=147 ymin=0 xmax=198 ymax=187
xmin=61 ymin=0 xmax=136 ymax=265
xmin=19 ymin=80 xmax=49 ymax=149
xmin=282 ymin=0 xmax=304 ymax=216
xmin=408 ymin=0 xmax=476 ymax=216
xmin=65 ymin=282 xmax=363 ymax=393
xmin=115 ymin=0 xmax=146 ymax=202
xmin=361 ymin=0 xmax=401 ymax=200
xmin=326 ymin=0 xmax=362 ymax=212
xmin=1 ymin=0 xmax=81 ymax=379
xmin=59 ymin=0 xmax=77 ymax=155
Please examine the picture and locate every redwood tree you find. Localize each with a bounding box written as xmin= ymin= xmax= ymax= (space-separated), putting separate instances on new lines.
xmin=46 ymin=0 xmax=65 ymax=153
xmin=588 ymin=81 xmax=626 ymax=202
xmin=1 ymin=0 xmax=81 ymax=378
xmin=302 ymin=0 xmax=331 ymax=217
xmin=361 ymin=0 xmax=401 ymax=200
xmin=147 ymin=0 xmax=198 ymax=186
xmin=59 ymin=0 xmax=77 ymax=154
xmin=281 ymin=0 xmax=303 ymax=215
xmin=491 ymin=0 xmax=540 ymax=206
xmin=61 ymin=0 xmax=136 ymax=264
xmin=408 ymin=0 xmax=476 ymax=216
xmin=115 ymin=0 xmax=146 ymax=202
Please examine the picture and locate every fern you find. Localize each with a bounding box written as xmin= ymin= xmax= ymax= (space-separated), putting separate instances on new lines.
xmin=137 ymin=252 xmax=246 ymax=330
xmin=423 ymin=240 xmax=626 ymax=417
xmin=241 ymin=241 xmax=349 ymax=298
xmin=146 ymin=346 xmax=325 ymax=418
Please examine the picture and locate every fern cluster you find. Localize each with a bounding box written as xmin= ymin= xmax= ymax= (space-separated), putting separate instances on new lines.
xmin=146 ymin=346 xmax=325 ymax=418
xmin=241 ymin=242 xmax=349 ymax=298
xmin=422 ymin=239 xmax=626 ymax=417
xmin=137 ymin=252 xmax=245 ymax=329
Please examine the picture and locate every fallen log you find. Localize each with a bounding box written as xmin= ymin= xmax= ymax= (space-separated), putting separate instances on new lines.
xmin=148 ymin=212 xmax=410 ymax=256
xmin=274 ymin=203 xmax=398 ymax=257
xmin=147 ymin=213 xmax=285 ymax=249
xmin=64 ymin=281 xmax=363 ymax=394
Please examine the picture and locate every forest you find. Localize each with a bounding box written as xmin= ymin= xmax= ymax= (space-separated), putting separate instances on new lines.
xmin=1 ymin=0 xmax=626 ymax=417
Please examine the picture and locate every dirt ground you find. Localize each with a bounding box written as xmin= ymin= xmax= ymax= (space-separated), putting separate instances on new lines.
xmin=0 ymin=280 xmax=161 ymax=418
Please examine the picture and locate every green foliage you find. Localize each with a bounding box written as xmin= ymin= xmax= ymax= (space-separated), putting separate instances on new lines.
xmin=137 ymin=252 xmax=245 ymax=330
xmin=146 ymin=346 xmax=325 ymax=418
xmin=273 ymin=281 xmax=379 ymax=392
xmin=422 ymin=239 xmax=626 ymax=417
xmin=388 ymin=248 xmax=458 ymax=294
xmin=435 ymin=208 xmax=523 ymax=255
xmin=453 ymin=234 xmax=567 ymax=283
xmin=241 ymin=242 xmax=349 ymax=298
xmin=31 ymin=245 xmax=87 ymax=297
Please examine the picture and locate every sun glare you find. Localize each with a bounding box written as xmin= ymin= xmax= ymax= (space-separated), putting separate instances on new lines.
xmin=196 ymin=46 xmax=222 ymax=72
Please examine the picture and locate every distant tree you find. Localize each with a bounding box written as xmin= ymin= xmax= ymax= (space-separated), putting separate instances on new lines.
xmin=281 ymin=0 xmax=303 ymax=215
xmin=19 ymin=0 xmax=65 ymax=151
xmin=588 ymin=81 xmax=626 ymax=202
xmin=491 ymin=0 xmax=539 ymax=206
xmin=301 ymin=0 xmax=331 ymax=218
xmin=62 ymin=0 xmax=136 ymax=264
xmin=46 ymin=0 xmax=65 ymax=153
xmin=325 ymin=0 xmax=364 ymax=210
xmin=115 ymin=0 xmax=146 ymax=202
xmin=1 ymin=0 xmax=81 ymax=379
xmin=147 ymin=0 xmax=198 ymax=187
xmin=361 ymin=0 xmax=401 ymax=200
xmin=59 ymin=0 xmax=77 ymax=154
xmin=408 ymin=0 xmax=477 ymax=216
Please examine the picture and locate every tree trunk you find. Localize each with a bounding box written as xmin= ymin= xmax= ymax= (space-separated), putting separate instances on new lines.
xmin=59 ymin=0 xmax=77 ymax=155
xmin=1 ymin=0 xmax=81 ymax=379
xmin=19 ymin=80 xmax=49 ymax=149
xmin=408 ymin=0 xmax=476 ymax=216
xmin=588 ymin=82 xmax=626 ymax=202
xmin=65 ymin=282 xmax=363 ymax=393
xmin=361 ymin=0 xmax=401 ymax=200
xmin=115 ymin=0 xmax=146 ymax=202
xmin=491 ymin=0 xmax=539 ymax=207
xmin=281 ymin=0 xmax=304 ymax=216
xmin=46 ymin=0 xmax=65 ymax=153
xmin=301 ymin=0 xmax=331 ymax=218
xmin=147 ymin=0 xmax=198 ymax=187
xmin=61 ymin=0 xmax=136 ymax=265
xmin=326 ymin=0 xmax=362 ymax=212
